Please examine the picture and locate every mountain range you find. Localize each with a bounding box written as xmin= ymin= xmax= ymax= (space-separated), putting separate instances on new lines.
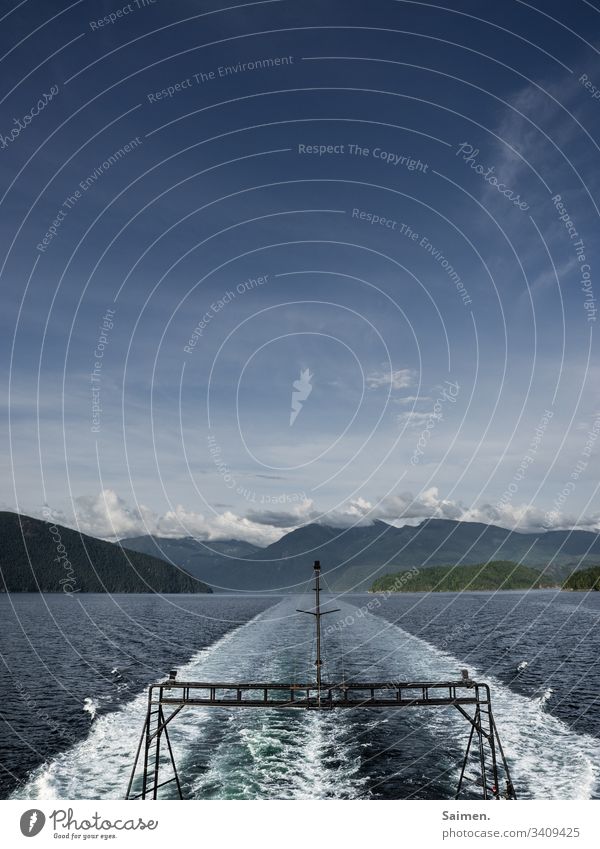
xmin=0 ymin=512 xmax=211 ymax=593
xmin=3 ymin=510 xmax=597 ymax=594
xmin=121 ymin=517 xmax=600 ymax=592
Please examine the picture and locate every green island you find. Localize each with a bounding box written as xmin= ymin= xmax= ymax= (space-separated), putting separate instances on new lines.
xmin=563 ymin=565 xmax=600 ymax=591
xmin=370 ymin=561 xmax=557 ymax=593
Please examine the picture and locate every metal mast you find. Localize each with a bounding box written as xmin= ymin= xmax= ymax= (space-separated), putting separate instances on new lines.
xmin=297 ymin=560 xmax=339 ymax=700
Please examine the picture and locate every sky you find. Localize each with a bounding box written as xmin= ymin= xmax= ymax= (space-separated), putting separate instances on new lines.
xmin=1 ymin=0 xmax=600 ymax=544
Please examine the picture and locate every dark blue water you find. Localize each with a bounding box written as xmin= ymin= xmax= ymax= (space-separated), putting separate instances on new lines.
xmin=1 ymin=590 xmax=599 ymax=800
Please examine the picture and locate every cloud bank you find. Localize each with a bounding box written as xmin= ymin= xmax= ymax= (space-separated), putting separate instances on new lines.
xmin=30 ymin=486 xmax=600 ymax=546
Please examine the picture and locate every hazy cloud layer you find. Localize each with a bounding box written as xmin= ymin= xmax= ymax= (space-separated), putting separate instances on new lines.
xmin=30 ymin=487 xmax=600 ymax=546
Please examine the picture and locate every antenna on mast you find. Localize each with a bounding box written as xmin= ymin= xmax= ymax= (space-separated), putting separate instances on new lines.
xmin=297 ymin=560 xmax=340 ymax=702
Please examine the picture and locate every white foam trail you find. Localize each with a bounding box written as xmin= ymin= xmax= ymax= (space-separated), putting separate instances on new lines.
xmin=339 ymin=604 xmax=600 ymax=800
xmin=82 ymin=698 xmax=97 ymax=721
xmin=12 ymin=606 xmax=274 ymax=800
xmin=537 ymin=687 xmax=554 ymax=708
xmin=188 ymin=709 xmax=368 ymax=800
xmin=180 ymin=601 xmax=368 ymax=800
xmin=290 ymin=711 xmax=368 ymax=799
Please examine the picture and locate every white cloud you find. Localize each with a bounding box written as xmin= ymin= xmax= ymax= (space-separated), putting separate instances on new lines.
xmin=319 ymin=489 xmax=465 ymax=527
xmin=366 ymin=368 xmax=415 ymax=390
xmin=394 ymin=395 xmax=431 ymax=405
xmin=460 ymin=501 xmax=600 ymax=534
xmin=242 ymin=498 xmax=318 ymax=528
xmin=372 ymin=488 xmax=464 ymax=523
xmin=397 ymin=410 xmax=443 ymax=427
xmin=71 ymin=489 xmax=286 ymax=546
xmin=322 ymin=488 xmax=600 ymax=534
xmin=29 ymin=484 xmax=600 ymax=548
xmin=74 ymin=490 xmax=154 ymax=538
xmin=157 ymin=505 xmax=288 ymax=546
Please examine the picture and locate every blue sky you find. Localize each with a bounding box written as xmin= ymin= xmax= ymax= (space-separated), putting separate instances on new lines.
xmin=1 ymin=0 xmax=600 ymax=542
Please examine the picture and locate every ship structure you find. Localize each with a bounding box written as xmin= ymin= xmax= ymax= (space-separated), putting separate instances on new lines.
xmin=126 ymin=561 xmax=516 ymax=800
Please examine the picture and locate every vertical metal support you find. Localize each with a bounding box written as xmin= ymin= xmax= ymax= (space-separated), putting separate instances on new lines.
xmin=126 ymin=685 xmax=186 ymax=800
xmin=151 ymin=686 xmax=163 ymax=800
xmin=483 ymin=686 xmax=500 ymax=799
xmin=297 ymin=560 xmax=340 ymax=705
xmin=314 ymin=561 xmax=322 ymax=697
xmin=475 ymin=703 xmax=488 ymax=799
xmin=454 ymin=690 xmax=517 ymax=801
xmin=160 ymin=706 xmax=184 ymax=799
xmin=126 ymin=706 xmax=149 ymax=800
xmin=455 ymin=719 xmax=476 ymax=799
xmin=490 ymin=713 xmax=517 ymax=799
xmin=141 ymin=686 xmax=154 ymax=800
